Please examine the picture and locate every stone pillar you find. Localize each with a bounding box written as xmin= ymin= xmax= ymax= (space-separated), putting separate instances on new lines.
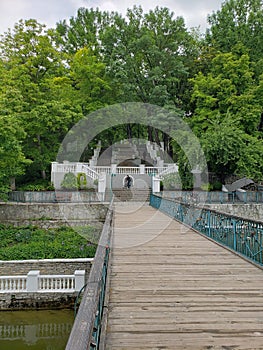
xmin=152 ymin=176 xmax=161 ymax=193
xmin=139 ymin=164 xmax=145 ymax=174
xmin=191 ymin=169 xmax=202 ymax=189
xmin=74 ymin=270 xmax=86 ymax=291
xmin=111 ymin=164 xmax=117 ymax=174
xmin=27 ymin=270 xmax=40 ymax=292
xmin=98 ymin=174 xmax=106 ymax=193
xmin=158 ymin=159 xmax=164 ymax=168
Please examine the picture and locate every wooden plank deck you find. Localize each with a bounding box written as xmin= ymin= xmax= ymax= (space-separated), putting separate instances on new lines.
xmin=104 ymin=203 xmax=263 ymax=350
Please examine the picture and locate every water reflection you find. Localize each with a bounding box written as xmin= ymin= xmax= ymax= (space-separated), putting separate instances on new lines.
xmin=0 ymin=309 xmax=74 ymax=350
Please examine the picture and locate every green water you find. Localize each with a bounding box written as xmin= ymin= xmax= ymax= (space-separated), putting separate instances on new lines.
xmin=0 ymin=309 xmax=74 ymax=350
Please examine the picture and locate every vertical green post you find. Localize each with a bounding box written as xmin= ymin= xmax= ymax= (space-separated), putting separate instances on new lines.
xmin=232 ymin=219 xmax=237 ymax=251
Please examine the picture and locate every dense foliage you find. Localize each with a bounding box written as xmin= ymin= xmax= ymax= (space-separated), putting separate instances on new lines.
xmin=0 ymin=0 xmax=262 ymax=192
xmin=0 ymin=225 xmax=99 ymax=260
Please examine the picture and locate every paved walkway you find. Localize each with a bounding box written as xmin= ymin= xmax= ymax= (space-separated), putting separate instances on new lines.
xmin=105 ymin=203 xmax=263 ymax=350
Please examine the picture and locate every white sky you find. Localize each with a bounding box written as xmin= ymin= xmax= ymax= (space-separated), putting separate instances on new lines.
xmin=0 ymin=0 xmax=224 ymax=35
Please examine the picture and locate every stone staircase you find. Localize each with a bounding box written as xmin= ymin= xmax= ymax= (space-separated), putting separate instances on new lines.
xmin=111 ymin=143 xmax=138 ymax=165
xmin=105 ymin=188 xmax=151 ymax=202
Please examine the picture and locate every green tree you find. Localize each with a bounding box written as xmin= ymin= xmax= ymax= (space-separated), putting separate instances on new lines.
xmin=70 ymin=47 xmax=110 ymax=114
xmin=100 ymin=6 xmax=199 ymax=151
xmin=199 ymin=116 xmax=263 ymax=182
xmin=0 ymin=60 xmax=30 ymax=194
xmin=0 ymin=20 xmax=80 ymax=181
xmin=205 ymin=0 xmax=263 ymax=135
xmin=207 ymin=0 xmax=263 ymax=64
xmin=190 ymin=49 xmax=262 ymax=135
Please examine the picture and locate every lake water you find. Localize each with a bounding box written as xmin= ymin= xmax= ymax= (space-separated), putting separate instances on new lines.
xmin=0 ymin=309 xmax=74 ymax=350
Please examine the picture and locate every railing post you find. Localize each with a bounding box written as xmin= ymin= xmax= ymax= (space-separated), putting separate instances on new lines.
xmin=111 ymin=164 xmax=117 ymax=175
xmin=152 ymin=176 xmax=160 ymax=193
xmin=179 ymin=204 xmax=184 ymax=222
xmin=27 ymin=270 xmax=40 ymax=292
xmin=139 ymin=164 xmax=145 ymax=174
xmin=232 ymin=219 xmax=237 ymax=251
xmin=207 ymin=210 xmax=211 ymax=237
xmin=74 ymin=270 xmax=86 ymax=291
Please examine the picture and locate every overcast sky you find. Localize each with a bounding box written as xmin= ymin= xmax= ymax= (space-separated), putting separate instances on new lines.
xmin=0 ymin=0 xmax=224 ymax=35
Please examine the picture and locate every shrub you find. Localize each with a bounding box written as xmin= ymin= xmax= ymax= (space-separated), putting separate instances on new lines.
xmin=211 ymin=181 xmax=222 ymax=191
xmin=0 ymin=225 xmax=99 ymax=260
xmin=77 ymin=173 xmax=87 ymax=189
xmin=162 ymin=173 xmax=181 ymax=190
xmin=61 ymin=173 xmax=78 ymax=190
xmin=17 ymin=180 xmax=54 ymax=191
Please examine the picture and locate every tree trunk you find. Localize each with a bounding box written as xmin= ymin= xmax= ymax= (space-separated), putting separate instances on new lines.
xmin=154 ymin=128 xmax=161 ymax=146
xmin=10 ymin=177 xmax=16 ymax=191
xmin=41 ymin=170 xmax=46 ymax=180
xmin=126 ymin=123 xmax=132 ymax=140
xmin=147 ymin=126 xmax=153 ymax=142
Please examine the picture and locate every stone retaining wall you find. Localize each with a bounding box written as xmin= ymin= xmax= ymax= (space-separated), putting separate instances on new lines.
xmin=0 ymin=202 xmax=107 ymax=228
xmin=205 ymin=203 xmax=263 ymax=222
xmin=0 ymin=292 xmax=78 ymax=310
xmin=0 ymin=258 xmax=93 ymax=310
xmin=0 ymin=258 xmax=93 ymax=277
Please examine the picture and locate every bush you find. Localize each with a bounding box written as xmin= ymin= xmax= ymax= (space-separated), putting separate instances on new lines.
xmin=162 ymin=173 xmax=181 ymax=190
xmin=211 ymin=181 xmax=222 ymax=191
xmin=0 ymin=225 xmax=99 ymax=260
xmin=61 ymin=173 xmax=78 ymax=190
xmin=17 ymin=180 xmax=54 ymax=191
xmin=77 ymin=173 xmax=87 ymax=189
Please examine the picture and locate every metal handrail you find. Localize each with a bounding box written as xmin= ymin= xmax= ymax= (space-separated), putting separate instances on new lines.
xmin=160 ymin=190 xmax=263 ymax=204
xmin=150 ymin=194 xmax=263 ymax=266
xmin=65 ymin=198 xmax=114 ymax=350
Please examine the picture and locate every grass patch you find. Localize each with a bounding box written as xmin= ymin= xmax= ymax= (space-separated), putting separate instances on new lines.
xmin=0 ymin=224 xmax=99 ymax=260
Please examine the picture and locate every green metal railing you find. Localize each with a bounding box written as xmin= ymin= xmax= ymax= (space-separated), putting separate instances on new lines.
xmin=65 ymin=199 xmax=114 ymax=350
xmin=150 ymin=194 xmax=263 ymax=266
xmin=8 ymin=191 xmax=100 ymax=203
xmin=159 ymin=190 xmax=263 ymax=204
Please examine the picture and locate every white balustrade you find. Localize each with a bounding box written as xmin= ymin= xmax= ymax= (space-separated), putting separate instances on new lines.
xmin=0 ymin=270 xmax=85 ymax=293
xmin=116 ymin=167 xmax=140 ymax=174
xmin=52 ymin=162 xmax=175 ymax=176
xmin=159 ymin=164 xmax=179 ymax=177
xmin=80 ymin=164 xmax=99 ymax=180
xmin=0 ymin=276 xmax=27 ymax=292
xmin=92 ymin=166 xmax=111 ymax=174
xmin=39 ymin=275 xmax=75 ymax=291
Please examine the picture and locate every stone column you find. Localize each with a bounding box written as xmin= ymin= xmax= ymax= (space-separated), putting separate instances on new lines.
xmin=27 ymin=270 xmax=40 ymax=292
xmin=74 ymin=270 xmax=86 ymax=291
xmin=152 ymin=176 xmax=161 ymax=193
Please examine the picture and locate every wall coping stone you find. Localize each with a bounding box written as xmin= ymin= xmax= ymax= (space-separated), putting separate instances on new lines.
xmin=0 ymin=258 xmax=94 ymax=264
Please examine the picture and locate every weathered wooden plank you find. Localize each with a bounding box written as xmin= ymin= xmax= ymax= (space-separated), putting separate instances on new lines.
xmin=105 ymin=203 xmax=263 ymax=349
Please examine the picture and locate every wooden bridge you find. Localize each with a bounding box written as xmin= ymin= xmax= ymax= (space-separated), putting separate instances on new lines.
xmin=66 ymin=198 xmax=263 ymax=350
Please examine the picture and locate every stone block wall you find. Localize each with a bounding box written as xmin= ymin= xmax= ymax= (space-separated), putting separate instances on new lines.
xmin=0 ymin=292 xmax=78 ymax=310
xmin=0 ymin=258 xmax=93 ymax=310
xmin=0 ymin=258 xmax=92 ymax=280
xmin=205 ymin=203 xmax=263 ymax=222
xmin=0 ymin=202 xmax=107 ymax=228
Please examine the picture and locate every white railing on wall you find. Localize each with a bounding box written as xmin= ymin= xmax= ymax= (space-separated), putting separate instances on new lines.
xmin=80 ymin=164 xmax=99 ymax=180
xmin=0 ymin=270 xmax=85 ymax=293
xmin=52 ymin=162 xmax=175 ymax=175
xmin=0 ymin=276 xmax=27 ymax=292
xmin=38 ymin=275 xmax=75 ymax=292
xmin=92 ymin=166 xmax=169 ymax=175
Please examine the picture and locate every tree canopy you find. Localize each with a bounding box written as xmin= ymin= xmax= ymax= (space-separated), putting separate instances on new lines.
xmin=0 ymin=0 xmax=262 ymax=193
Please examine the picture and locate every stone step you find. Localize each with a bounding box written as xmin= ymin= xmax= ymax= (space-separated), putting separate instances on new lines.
xmin=105 ymin=189 xmax=151 ymax=202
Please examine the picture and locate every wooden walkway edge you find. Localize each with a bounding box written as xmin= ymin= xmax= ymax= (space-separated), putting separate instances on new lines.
xmin=104 ymin=203 xmax=263 ymax=350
